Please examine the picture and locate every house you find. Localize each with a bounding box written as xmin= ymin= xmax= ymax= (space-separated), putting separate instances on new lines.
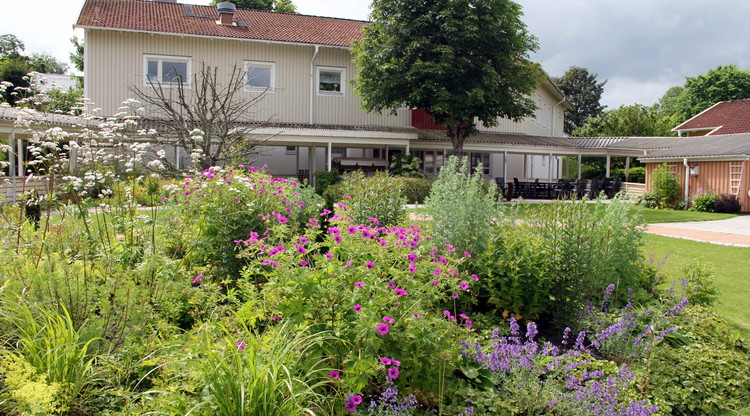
xmin=672 ymin=98 xmax=750 ymax=137
xmin=609 ymin=135 xmax=750 ymax=212
xmin=73 ymin=0 xmax=579 ymax=181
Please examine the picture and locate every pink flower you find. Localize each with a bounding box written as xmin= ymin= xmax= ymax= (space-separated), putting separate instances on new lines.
xmin=380 ymin=357 xmax=392 ymax=365
xmin=412 ymin=312 xmax=423 ymax=318
xmin=387 ymin=367 xmax=400 ymax=379
xmin=376 ymin=323 xmax=390 ymax=335
xmin=432 ymin=281 xmax=440 ymax=286
xmin=277 ymin=216 xmax=288 ymax=223
xmin=368 ymin=217 xmax=380 ymax=225
xmin=320 ymin=209 xmax=332 ymax=216
xmin=387 ymin=281 xmax=397 ymax=289
xmin=452 ymin=291 xmax=459 ymax=299
xmin=328 ymin=370 xmax=340 ymax=379
xmin=325 ymin=252 xmax=333 ymax=260
xmin=273 ymin=316 xmax=281 ymax=322
xmin=353 ymin=304 xmax=362 ymax=312
xmin=343 ymin=195 xmax=351 ymax=199
xmin=471 ymin=274 xmax=480 ymax=281
xmin=392 ymin=359 xmax=401 ymax=367
xmin=192 ymin=274 xmax=203 ymax=284
xmin=383 ymin=316 xmax=394 ymax=323
xmin=343 ymin=261 xmax=352 ymax=269
xmin=299 ymin=260 xmax=309 ymax=266
xmin=366 ymin=261 xmax=375 ymax=269
xmin=464 ymin=251 xmax=472 ymax=258
xmin=354 ymin=282 xmax=365 ymax=288
xmin=334 ymin=235 xmax=343 ymax=244
xmin=459 ymin=281 xmax=470 ymax=291
xmin=236 ymin=341 xmax=245 ymax=350
xmin=394 ymin=288 xmax=409 ymax=296
xmin=299 ymin=236 xmax=310 ymax=244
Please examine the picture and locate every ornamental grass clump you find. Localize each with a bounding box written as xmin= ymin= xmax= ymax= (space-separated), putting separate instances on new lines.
xmin=425 ymin=156 xmax=498 ymax=256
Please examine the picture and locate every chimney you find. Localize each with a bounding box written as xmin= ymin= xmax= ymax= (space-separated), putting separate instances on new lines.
xmin=217 ymin=2 xmax=236 ymax=26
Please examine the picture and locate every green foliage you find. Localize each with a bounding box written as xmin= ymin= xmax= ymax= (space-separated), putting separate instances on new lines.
xmin=425 ymin=156 xmax=498 ymax=256
xmin=69 ymin=36 xmax=84 ymax=74
xmin=647 ymin=305 xmax=750 ymax=415
xmin=392 ymin=177 xmax=434 ymax=204
xmin=612 ymin=166 xmax=645 ymax=183
xmin=389 ymin=154 xmax=425 ymax=178
xmin=0 ymin=57 xmax=31 ymax=105
xmin=314 ymin=169 xmax=342 ymax=196
xmin=0 ymin=296 xmax=99 ymax=413
xmin=353 ymin=0 xmax=539 ymax=154
xmin=650 ymin=164 xmax=682 ymax=209
xmin=170 ymin=167 xmax=321 ymax=280
xmin=481 ymin=198 xmax=651 ymax=323
xmin=679 ymin=261 xmax=718 ymax=307
xmin=552 ymin=66 xmax=606 ymax=135
xmin=688 ymin=190 xmax=719 ymax=212
xmin=27 ymin=52 xmax=68 ymax=74
xmin=44 ymin=87 xmax=83 ymax=115
xmin=0 ymin=34 xmax=25 ymax=58
xmin=337 ymin=171 xmax=406 ymax=227
xmin=677 ymin=64 xmax=750 ymax=121
xmin=143 ymin=324 xmax=330 ymax=415
xmin=572 ymin=104 xmax=675 ymax=137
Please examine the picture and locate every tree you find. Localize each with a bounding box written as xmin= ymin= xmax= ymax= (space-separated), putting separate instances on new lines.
xmin=129 ymin=64 xmax=268 ymax=171
xmin=353 ymin=0 xmax=540 ymax=155
xmin=208 ymin=0 xmax=298 ymax=13
xmin=572 ymin=104 xmax=673 ymax=138
xmin=0 ymin=34 xmax=24 ymax=58
xmin=70 ymin=36 xmax=84 ymax=73
xmin=28 ymin=53 xmax=68 ymax=74
xmin=553 ymin=66 xmax=606 ymax=135
xmin=674 ymin=65 xmax=750 ymax=121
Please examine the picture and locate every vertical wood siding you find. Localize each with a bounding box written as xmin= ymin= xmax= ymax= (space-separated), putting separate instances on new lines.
xmin=87 ymin=30 xmax=565 ymax=136
xmin=646 ymin=160 xmax=750 ymax=212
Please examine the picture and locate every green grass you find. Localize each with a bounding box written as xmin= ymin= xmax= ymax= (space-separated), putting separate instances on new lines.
xmin=638 ymin=207 xmax=738 ymax=223
xmin=643 ymin=234 xmax=750 ymax=342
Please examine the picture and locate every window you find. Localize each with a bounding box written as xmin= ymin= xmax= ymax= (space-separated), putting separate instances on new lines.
xmin=317 ymin=66 xmax=345 ymax=96
xmin=144 ymin=55 xmax=191 ymax=86
xmin=245 ymin=61 xmax=275 ymax=92
xmin=285 ymin=146 xmax=297 ymax=155
xmin=470 ymin=152 xmax=490 ymax=175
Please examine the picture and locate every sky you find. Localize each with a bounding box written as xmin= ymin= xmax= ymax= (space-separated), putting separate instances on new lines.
xmin=4 ymin=0 xmax=750 ymax=109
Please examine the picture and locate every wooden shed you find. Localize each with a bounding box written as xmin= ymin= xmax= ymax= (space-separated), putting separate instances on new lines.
xmin=635 ymin=134 xmax=750 ymax=212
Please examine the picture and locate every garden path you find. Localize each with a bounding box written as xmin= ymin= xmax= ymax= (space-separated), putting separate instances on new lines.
xmin=646 ymin=216 xmax=750 ymax=247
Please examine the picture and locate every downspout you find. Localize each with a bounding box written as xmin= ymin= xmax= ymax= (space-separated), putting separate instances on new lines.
xmin=551 ymin=98 xmax=566 ymax=136
xmin=683 ymin=157 xmax=690 ymax=208
xmin=309 ymin=45 xmax=320 ymax=124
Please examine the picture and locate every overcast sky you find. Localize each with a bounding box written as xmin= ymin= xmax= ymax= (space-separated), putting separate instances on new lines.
xmin=4 ymin=0 xmax=750 ymax=109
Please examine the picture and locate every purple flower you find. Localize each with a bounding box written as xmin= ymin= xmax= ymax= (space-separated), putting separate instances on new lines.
xmin=381 ymin=357 xmax=392 ymax=365
xmin=325 ymin=252 xmax=333 ymax=260
xmin=452 ymin=291 xmax=459 ymax=299
xmin=273 ymin=316 xmax=281 ymax=322
xmin=394 ymin=288 xmax=409 ymax=296
xmin=299 ymin=260 xmax=309 ymax=266
xmin=192 ymin=274 xmax=203 ymax=284
xmin=412 ymin=312 xmax=423 ymax=318
xmin=366 ymin=261 xmax=375 ymax=269
xmin=354 ymin=282 xmax=365 ymax=288
xmin=376 ymin=323 xmax=390 ymax=335
xmin=459 ymin=281 xmax=470 ymax=291
xmin=387 ymin=281 xmax=397 ymax=289
xmin=328 ymin=370 xmax=340 ymax=379
xmin=387 ymin=367 xmax=400 ymax=379
xmin=235 ymin=341 xmax=245 ymax=350
xmin=277 ymin=216 xmax=288 ymax=223
xmin=343 ymin=261 xmax=352 ymax=269
xmin=353 ymin=304 xmax=362 ymax=312
xmin=383 ymin=316 xmax=394 ymax=323
xmin=334 ymin=235 xmax=343 ymax=243
xmin=464 ymin=251 xmax=472 ymax=258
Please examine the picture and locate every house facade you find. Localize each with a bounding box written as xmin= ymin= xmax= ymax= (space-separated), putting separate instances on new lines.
xmin=672 ymin=99 xmax=750 ymax=137
xmin=74 ymin=0 xmax=574 ymax=180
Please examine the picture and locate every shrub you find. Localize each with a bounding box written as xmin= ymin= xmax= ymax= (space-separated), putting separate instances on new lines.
xmin=636 ymin=191 xmax=658 ymax=208
xmin=389 ymin=154 xmax=425 ymax=178
xmin=688 ymin=190 xmax=719 ymax=212
xmin=647 ymin=305 xmax=750 ymax=415
xmin=392 ymin=177 xmax=434 ymax=204
xmin=337 ymin=171 xmax=407 ymax=227
xmin=679 ymin=261 xmax=718 ymax=307
xmin=425 ymin=156 xmax=498 ymax=256
xmin=314 ymin=169 xmax=343 ymax=195
xmin=611 ymin=166 xmax=646 ymax=183
xmin=480 ymin=198 xmax=652 ymax=325
xmin=715 ymin=193 xmax=741 ymax=213
xmin=650 ymin=164 xmax=681 ymax=209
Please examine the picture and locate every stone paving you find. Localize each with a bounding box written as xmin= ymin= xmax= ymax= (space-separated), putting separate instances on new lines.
xmin=646 ymin=216 xmax=750 ymax=247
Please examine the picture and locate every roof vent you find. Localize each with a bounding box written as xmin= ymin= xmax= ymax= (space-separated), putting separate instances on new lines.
xmin=217 ymin=2 xmax=236 ymax=25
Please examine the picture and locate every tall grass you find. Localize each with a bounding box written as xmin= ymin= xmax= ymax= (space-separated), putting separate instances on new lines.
xmin=0 ymin=295 xmax=99 ymax=413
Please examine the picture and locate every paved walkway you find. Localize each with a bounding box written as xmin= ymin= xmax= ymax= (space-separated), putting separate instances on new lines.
xmin=646 ymin=216 xmax=750 ymax=247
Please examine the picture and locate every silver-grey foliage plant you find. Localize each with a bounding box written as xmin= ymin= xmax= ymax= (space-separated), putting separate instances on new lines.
xmin=425 ymin=155 xmax=498 ymax=256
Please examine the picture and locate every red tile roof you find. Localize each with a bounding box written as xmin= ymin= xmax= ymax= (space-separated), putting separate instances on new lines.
xmin=672 ymin=98 xmax=750 ymax=136
xmin=75 ymin=0 xmax=367 ymax=47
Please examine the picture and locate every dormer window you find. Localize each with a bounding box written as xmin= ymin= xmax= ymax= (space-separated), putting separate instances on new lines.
xmin=317 ymin=66 xmax=345 ymax=96
xmin=245 ymin=61 xmax=275 ymax=92
xmin=144 ymin=55 xmax=191 ymax=86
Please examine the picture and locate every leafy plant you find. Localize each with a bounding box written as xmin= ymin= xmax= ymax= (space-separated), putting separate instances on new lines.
xmin=650 ymin=164 xmax=681 ymax=209
xmin=314 ymin=169 xmax=343 ymax=195
xmin=337 ymin=171 xmax=407 ymax=227
xmin=715 ymin=193 xmax=741 ymax=213
xmin=425 ymin=156 xmax=498 ymax=256
xmin=389 ymin=154 xmax=425 ymax=178
xmin=688 ymin=190 xmax=718 ymax=212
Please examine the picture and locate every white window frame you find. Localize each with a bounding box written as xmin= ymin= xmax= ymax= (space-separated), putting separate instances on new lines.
xmin=144 ymin=54 xmax=192 ymax=87
xmin=317 ymin=66 xmax=345 ymax=96
xmin=244 ymin=61 xmax=275 ymax=93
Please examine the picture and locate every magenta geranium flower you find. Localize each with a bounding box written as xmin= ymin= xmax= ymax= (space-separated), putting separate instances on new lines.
xmin=235 ymin=341 xmax=245 ymax=351
xmin=394 ymin=288 xmax=409 ymax=296
xmin=459 ymin=281 xmax=470 ymax=291
xmin=299 ymin=260 xmax=309 ymax=266
xmin=380 ymin=357 xmax=392 ymax=365
xmin=383 ymin=316 xmax=394 ymax=323
xmin=192 ymin=274 xmax=203 ymax=284
xmin=366 ymin=261 xmax=375 ymax=269
xmin=353 ymin=304 xmax=362 ymax=312
xmin=376 ymin=323 xmax=390 ymax=335
xmin=328 ymin=370 xmax=340 ymax=379
xmin=387 ymin=367 xmax=400 ymax=379
xmin=354 ymin=282 xmax=365 ymax=288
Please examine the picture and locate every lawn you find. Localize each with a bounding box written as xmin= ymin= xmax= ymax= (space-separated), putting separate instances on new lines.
xmin=638 ymin=207 xmax=738 ymax=223
xmin=643 ymin=234 xmax=750 ymax=342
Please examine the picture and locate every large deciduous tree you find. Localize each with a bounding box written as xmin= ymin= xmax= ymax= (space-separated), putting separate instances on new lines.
xmin=353 ymin=0 xmax=540 ymax=155
xmin=553 ymin=66 xmax=606 ymax=135
xmin=572 ymin=104 xmax=673 ymax=138
xmin=667 ymin=65 xmax=750 ymax=122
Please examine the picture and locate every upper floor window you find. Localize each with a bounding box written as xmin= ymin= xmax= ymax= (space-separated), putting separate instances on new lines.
xmin=145 ymin=55 xmax=191 ymax=86
xmin=245 ymin=61 xmax=275 ymax=92
xmin=318 ymin=66 xmax=345 ymax=96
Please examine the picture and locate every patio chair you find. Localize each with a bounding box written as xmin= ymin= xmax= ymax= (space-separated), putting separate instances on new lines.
xmin=607 ymin=177 xmax=622 ymax=198
xmin=495 ymin=177 xmax=507 ymax=199
xmin=556 ymin=180 xmax=573 ymax=199
xmin=575 ymin=179 xmax=588 ymax=199
xmin=589 ymin=179 xmax=602 ymax=199
xmin=513 ymin=178 xmax=526 ymax=198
